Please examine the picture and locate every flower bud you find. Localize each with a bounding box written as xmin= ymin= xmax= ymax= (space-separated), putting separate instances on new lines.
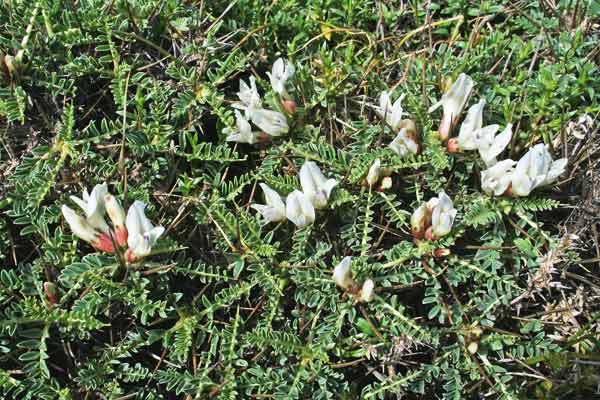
xmin=467 ymin=341 xmax=479 ymax=354
xmin=105 ymin=194 xmax=128 ymax=247
xmin=366 ymin=159 xmax=381 ymax=187
xmin=358 ymin=279 xmax=374 ymax=302
xmin=379 ymin=176 xmax=392 ymax=191
xmin=281 ymin=99 xmax=297 ymax=115
xmin=3 ymin=54 xmax=17 ymax=79
xmin=333 ymin=256 xmax=355 ymax=290
xmin=411 ymin=202 xmax=433 ymax=239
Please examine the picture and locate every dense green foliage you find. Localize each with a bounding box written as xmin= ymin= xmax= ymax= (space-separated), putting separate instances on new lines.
xmin=1 ymin=0 xmax=599 ymax=398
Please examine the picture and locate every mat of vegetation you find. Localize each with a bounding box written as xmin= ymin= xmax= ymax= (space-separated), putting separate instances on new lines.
xmin=1 ymin=1 xmax=599 ymax=399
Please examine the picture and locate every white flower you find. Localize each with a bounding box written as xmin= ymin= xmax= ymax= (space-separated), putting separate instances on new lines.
xmin=332 ymin=256 xmax=354 ymax=290
xmin=267 ymin=58 xmax=295 ymax=98
xmin=125 ymin=201 xmax=165 ymax=260
xmin=411 ymin=197 xmax=438 ymax=238
xmin=428 ymin=73 xmax=474 ymax=140
xmin=70 ymin=183 xmax=109 ymax=233
xmin=299 ymin=161 xmax=338 ymax=209
xmin=104 ymin=194 xmax=128 ymax=247
xmin=375 ymin=91 xmax=405 ymax=131
xmin=359 ymin=279 xmax=375 ymax=302
xmin=366 ymin=159 xmax=381 ymax=186
xmin=511 ymin=143 xmax=568 ymax=197
xmin=285 ymin=190 xmax=315 ymax=228
xmin=234 ymin=76 xmax=261 ymax=111
xmin=226 ymin=110 xmax=260 ymax=144
xmin=62 ymin=205 xmax=115 ymax=253
xmin=251 ymin=183 xmax=286 ymax=223
xmin=61 ymin=205 xmax=99 ymax=244
xmin=389 ymin=128 xmax=419 ymax=156
xmin=429 ymin=192 xmax=457 ymax=239
xmin=475 ymin=123 xmax=512 ymax=167
xmin=456 ymin=99 xmax=485 ymax=150
xmin=247 ymin=108 xmax=289 ymax=137
xmin=481 ymin=159 xmax=516 ymax=196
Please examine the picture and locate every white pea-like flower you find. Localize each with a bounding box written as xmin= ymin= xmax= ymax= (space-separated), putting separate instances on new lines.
xmin=428 ymin=192 xmax=457 ymax=239
xmin=251 ymin=183 xmax=286 ymax=223
xmin=61 ymin=205 xmax=100 ymax=244
xmin=247 ymin=108 xmax=289 ymax=137
xmin=285 ymin=190 xmax=315 ymax=228
xmin=61 ymin=205 xmax=115 ymax=253
xmin=375 ymin=91 xmax=405 ymax=132
xmin=125 ymin=201 xmax=165 ymax=261
xmin=225 ymin=110 xmax=260 ymax=144
xmin=70 ymin=183 xmax=110 ymax=233
xmin=359 ymin=279 xmax=375 ymax=303
xmin=428 ymin=73 xmax=474 ymax=140
xmin=332 ymin=256 xmax=355 ymax=290
xmin=475 ymin=123 xmax=512 ymax=167
xmin=481 ymin=159 xmax=516 ymax=196
xmin=267 ymin=58 xmax=295 ymax=98
xmin=366 ymin=159 xmax=381 ymax=186
xmin=456 ymin=99 xmax=486 ymax=150
xmin=511 ymin=143 xmax=568 ymax=197
xmin=299 ymin=161 xmax=338 ymax=209
xmin=233 ymin=76 xmax=262 ymax=111
xmin=411 ymin=197 xmax=439 ymax=239
xmin=389 ymin=128 xmax=419 ymax=157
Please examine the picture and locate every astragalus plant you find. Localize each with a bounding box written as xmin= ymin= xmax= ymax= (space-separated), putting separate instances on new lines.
xmin=0 ymin=1 xmax=599 ymax=399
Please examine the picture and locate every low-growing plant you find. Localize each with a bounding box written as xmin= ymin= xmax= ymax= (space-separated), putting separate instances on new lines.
xmin=1 ymin=1 xmax=599 ymax=399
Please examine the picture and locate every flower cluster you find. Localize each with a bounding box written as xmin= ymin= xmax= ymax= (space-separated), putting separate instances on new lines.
xmin=411 ymin=191 xmax=457 ymax=241
xmin=332 ymin=256 xmax=374 ymax=303
xmin=61 ymin=184 xmax=164 ymax=262
xmin=428 ymin=73 xmax=568 ymax=197
xmin=252 ymin=161 xmax=338 ymax=228
xmin=226 ymin=58 xmax=295 ymax=144
xmin=374 ymin=91 xmax=419 ymax=157
xmin=482 ymin=143 xmax=568 ymax=197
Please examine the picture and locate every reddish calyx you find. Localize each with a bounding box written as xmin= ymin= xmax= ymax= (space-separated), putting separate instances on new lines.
xmin=281 ymin=99 xmax=297 ymax=115
xmin=434 ymin=248 xmax=450 ymax=258
xmin=115 ymin=226 xmax=128 ymax=248
xmin=412 ymin=227 xmax=425 ymax=239
xmin=424 ymin=227 xmax=436 ymax=241
xmin=93 ymin=233 xmax=116 ymax=253
xmin=124 ymin=248 xmax=137 ymax=263
xmin=447 ymin=138 xmax=460 ymax=153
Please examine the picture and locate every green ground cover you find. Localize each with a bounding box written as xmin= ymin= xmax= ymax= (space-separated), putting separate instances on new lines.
xmin=0 ymin=0 xmax=599 ymax=398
